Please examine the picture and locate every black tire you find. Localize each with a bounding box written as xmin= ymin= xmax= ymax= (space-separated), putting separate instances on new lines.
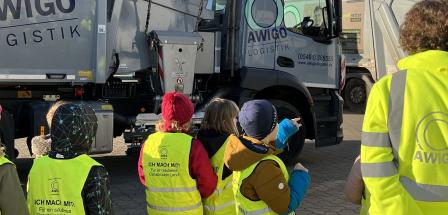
xmin=269 ymin=99 xmax=305 ymax=165
xmin=344 ymin=78 xmax=367 ymax=113
xmin=126 ymin=147 xmax=141 ymax=157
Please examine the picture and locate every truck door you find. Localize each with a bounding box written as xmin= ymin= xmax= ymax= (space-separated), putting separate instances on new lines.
xmin=241 ymin=0 xmax=284 ymax=70
xmin=275 ymin=0 xmax=339 ymax=89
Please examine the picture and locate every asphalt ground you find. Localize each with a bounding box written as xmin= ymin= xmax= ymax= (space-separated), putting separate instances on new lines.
xmin=15 ymin=112 xmax=364 ymax=215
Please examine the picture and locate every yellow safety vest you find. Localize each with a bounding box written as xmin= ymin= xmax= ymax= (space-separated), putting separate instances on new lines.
xmin=0 ymin=156 xmax=12 ymax=166
xmin=203 ymin=138 xmax=236 ymax=215
xmin=233 ymin=155 xmax=290 ymax=215
xmin=27 ymin=154 xmax=101 ymax=215
xmin=142 ymin=132 xmax=203 ymax=215
xmin=361 ymin=50 xmax=448 ymax=214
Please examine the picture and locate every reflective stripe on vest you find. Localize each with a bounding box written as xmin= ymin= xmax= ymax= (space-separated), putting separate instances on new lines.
xmin=203 ymin=138 xmax=236 ymax=215
xmin=27 ymin=155 xmax=101 ymax=215
xmin=363 ymin=70 xmax=448 ymax=202
xmin=239 ymin=207 xmax=272 ymax=215
xmin=388 ymin=71 xmax=406 ymax=158
xmin=142 ymin=132 xmax=202 ymax=215
xmin=233 ymin=155 xmax=289 ymax=215
xmin=0 ymin=156 xmax=13 ymax=166
xmin=147 ymin=201 xmax=202 ymax=212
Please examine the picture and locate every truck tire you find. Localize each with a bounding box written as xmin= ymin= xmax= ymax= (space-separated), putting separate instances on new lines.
xmin=269 ymin=99 xmax=305 ymax=165
xmin=344 ymin=78 xmax=367 ymax=112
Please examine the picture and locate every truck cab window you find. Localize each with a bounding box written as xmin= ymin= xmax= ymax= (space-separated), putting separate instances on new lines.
xmin=207 ymin=0 xmax=227 ymax=11
xmin=284 ymin=0 xmax=329 ymax=38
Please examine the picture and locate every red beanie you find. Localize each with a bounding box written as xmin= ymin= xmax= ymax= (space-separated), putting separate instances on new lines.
xmin=161 ymin=92 xmax=194 ymax=130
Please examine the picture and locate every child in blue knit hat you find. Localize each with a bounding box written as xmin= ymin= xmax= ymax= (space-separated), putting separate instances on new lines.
xmin=224 ymin=99 xmax=311 ymax=215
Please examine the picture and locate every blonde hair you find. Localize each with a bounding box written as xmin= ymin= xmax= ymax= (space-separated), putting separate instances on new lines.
xmin=156 ymin=120 xmax=192 ymax=133
xmin=46 ymin=100 xmax=71 ymax=128
xmin=201 ymin=98 xmax=240 ymax=135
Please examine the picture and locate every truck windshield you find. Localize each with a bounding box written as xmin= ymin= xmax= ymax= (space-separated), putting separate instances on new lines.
xmin=284 ymin=0 xmax=330 ymax=38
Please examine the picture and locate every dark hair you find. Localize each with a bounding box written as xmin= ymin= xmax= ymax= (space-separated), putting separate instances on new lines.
xmin=400 ymin=0 xmax=448 ymax=54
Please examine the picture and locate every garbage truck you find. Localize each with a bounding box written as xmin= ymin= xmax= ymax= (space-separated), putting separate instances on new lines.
xmin=340 ymin=0 xmax=419 ymax=111
xmin=0 ymin=0 xmax=344 ymax=161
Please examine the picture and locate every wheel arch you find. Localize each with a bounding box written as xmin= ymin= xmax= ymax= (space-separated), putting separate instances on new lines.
xmin=255 ymin=85 xmax=315 ymax=139
xmin=238 ymin=68 xmax=317 ymax=139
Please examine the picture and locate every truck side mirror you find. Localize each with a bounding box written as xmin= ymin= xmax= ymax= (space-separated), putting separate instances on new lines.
xmin=327 ymin=0 xmax=342 ymax=38
xmin=334 ymin=0 xmax=343 ymax=37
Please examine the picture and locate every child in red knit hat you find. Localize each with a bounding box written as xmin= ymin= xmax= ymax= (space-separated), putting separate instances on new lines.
xmin=138 ymin=92 xmax=217 ymax=214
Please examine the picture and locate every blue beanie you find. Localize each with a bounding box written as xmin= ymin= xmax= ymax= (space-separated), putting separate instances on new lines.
xmin=238 ymin=100 xmax=278 ymax=140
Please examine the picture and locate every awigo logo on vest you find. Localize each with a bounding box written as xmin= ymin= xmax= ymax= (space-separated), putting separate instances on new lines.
xmin=414 ymin=112 xmax=448 ymax=164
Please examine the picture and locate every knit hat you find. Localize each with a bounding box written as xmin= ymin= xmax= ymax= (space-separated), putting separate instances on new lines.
xmin=50 ymin=103 xmax=98 ymax=158
xmin=238 ymin=100 xmax=278 ymax=140
xmin=162 ymin=92 xmax=194 ymax=130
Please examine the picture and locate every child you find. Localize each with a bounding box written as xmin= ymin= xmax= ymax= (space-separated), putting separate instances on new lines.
xmin=27 ymin=103 xmax=113 ymax=215
xmin=197 ymin=98 xmax=240 ymax=214
xmin=31 ymin=101 xmax=69 ymax=158
xmin=0 ymin=105 xmax=29 ymax=215
xmin=138 ymin=92 xmax=217 ymax=214
xmin=224 ymin=99 xmax=311 ymax=214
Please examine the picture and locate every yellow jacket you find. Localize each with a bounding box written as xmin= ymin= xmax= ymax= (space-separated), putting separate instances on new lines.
xmin=361 ymin=50 xmax=448 ymax=215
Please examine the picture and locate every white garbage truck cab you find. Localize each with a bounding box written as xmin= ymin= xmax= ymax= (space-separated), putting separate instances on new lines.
xmin=0 ymin=0 xmax=343 ymax=162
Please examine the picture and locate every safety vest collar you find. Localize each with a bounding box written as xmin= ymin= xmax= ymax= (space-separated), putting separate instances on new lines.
xmin=0 ymin=156 xmax=13 ymax=166
xmin=398 ymin=50 xmax=448 ymax=72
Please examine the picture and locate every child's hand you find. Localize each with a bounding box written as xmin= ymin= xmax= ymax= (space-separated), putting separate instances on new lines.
xmin=276 ymin=119 xmax=301 ymax=149
xmin=291 ymin=118 xmax=302 ymax=130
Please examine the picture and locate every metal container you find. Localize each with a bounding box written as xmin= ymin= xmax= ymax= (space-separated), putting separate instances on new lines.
xmin=150 ymin=31 xmax=202 ymax=96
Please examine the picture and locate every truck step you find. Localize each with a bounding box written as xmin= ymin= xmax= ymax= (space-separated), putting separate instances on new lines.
xmin=313 ymin=95 xmax=332 ymax=102
xmin=317 ymin=116 xmax=338 ymax=123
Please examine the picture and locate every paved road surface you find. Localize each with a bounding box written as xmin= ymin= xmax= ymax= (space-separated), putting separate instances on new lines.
xmin=16 ymin=113 xmax=363 ymax=215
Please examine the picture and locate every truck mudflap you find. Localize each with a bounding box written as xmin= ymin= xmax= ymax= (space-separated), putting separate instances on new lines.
xmin=314 ymin=90 xmax=344 ymax=147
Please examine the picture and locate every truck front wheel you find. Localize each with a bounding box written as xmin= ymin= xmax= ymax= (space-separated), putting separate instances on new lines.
xmin=269 ymin=99 xmax=305 ymax=165
xmin=344 ymin=78 xmax=367 ymax=112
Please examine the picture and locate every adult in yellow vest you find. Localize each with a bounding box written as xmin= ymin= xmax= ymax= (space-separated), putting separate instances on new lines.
xmin=27 ymin=103 xmax=113 ymax=215
xmin=0 ymin=153 xmax=29 ymax=215
xmin=197 ymin=98 xmax=241 ymax=214
xmin=0 ymin=104 xmax=29 ymax=215
xmin=225 ymin=100 xmax=311 ymax=214
xmin=361 ymin=1 xmax=448 ymax=214
xmin=139 ymin=92 xmax=217 ymax=214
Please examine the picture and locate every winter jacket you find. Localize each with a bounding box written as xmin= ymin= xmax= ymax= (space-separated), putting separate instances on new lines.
xmin=0 ymin=158 xmax=29 ymax=215
xmin=138 ymin=134 xmax=218 ymax=198
xmin=196 ymin=129 xmax=233 ymax=180
xmin=224 ymin=134 xmax=310 ymax=214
